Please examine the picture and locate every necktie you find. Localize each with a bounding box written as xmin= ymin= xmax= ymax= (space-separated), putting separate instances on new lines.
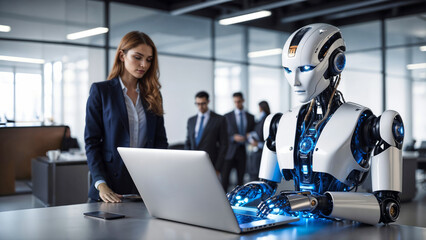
xmin=196 ymin=115 xmax=205 ymax=146
xmin=239 ymin=112 xmax=244 ymax=135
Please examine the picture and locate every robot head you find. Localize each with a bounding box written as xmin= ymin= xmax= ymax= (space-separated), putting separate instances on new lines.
xmin=282 ymin=23 xmax=346 ymax=103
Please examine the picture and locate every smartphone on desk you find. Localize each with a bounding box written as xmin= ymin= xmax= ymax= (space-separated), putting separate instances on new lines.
xmin=84 ymin=211 xmax=125 ymax=220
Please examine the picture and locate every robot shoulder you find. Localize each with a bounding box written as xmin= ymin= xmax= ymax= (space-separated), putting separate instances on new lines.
xmin=263 ymin=105 xmax=303 ymax=152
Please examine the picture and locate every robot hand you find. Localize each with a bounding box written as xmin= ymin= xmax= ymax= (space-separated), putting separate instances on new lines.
xmin=227 ymin=181 xmax=276 ymax=207
xmin=257 ymin=191 xmax=329 ymax=218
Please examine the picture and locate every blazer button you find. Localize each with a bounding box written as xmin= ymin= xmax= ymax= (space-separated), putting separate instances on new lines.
xmin=114 ymin=172 xmax=118 ymax=177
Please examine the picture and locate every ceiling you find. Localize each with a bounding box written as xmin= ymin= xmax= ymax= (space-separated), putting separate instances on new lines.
xmin=108 ymin=0 xmax=426 ymax=32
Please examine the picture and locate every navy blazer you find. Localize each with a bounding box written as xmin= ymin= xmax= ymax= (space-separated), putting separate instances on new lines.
xmin=224 ymin=110 xmax=255 ymax=160
xmin=184 ymin=111 xmax=228 ymax=171
xmin=84 ymin=77 xmax=168 ymax=201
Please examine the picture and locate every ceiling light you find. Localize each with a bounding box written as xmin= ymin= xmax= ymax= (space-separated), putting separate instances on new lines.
xmin=171 ymin=0 xmax=232 ymax=15
xmin=0 ymin=55 xmax=45 ymax=64
xmin=66 ymin=27 xmax=108 ymax=40
xmin=248 ymin=48 xmax=282 ymax=58
xmin=0 ymin=25 xmax=11 ymax=32
xmin=420 ymin=46 xmax=426 ymax=51
xmin=407 ymin=63 xmax=426 ymax=70
xmin=219 ymin=10 xmax=271 ymax=25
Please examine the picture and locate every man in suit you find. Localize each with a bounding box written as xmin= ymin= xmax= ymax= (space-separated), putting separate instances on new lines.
xmin=222 ymin=92 xmax=255 ymax=192
xmin=185 ymin=91 xmax=228 ymax=176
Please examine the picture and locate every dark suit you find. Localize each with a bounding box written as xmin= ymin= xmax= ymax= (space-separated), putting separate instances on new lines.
xmin=184 ymin=111 xmax=228 ymax=171
xmin=222 ymin=110 xmax=255 ymax=191
xmin=84 ymin=77 xmax=168 ymax=201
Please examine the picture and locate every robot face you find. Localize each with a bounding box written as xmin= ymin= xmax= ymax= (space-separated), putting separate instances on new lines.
xmin=282 ymin=24 xmax=346 ymax=103
xmin=283 ymin=59 xmax=328 ymax=103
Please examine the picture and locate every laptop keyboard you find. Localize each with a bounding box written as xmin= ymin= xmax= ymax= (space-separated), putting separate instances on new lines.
xmin=235 ymin=213 xmax=264 ymax=224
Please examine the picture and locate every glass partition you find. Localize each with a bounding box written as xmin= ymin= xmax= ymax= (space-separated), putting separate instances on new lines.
xmin=0 ymin=0 xmax=105 ymax=46
xmin=386 ymin=15 xmax=426 ymax=47
xmin=110 ymin=2 xmax=212 ymax=58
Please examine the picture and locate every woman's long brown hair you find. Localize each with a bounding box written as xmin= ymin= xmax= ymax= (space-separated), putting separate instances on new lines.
xmin=108 ymin=31 xmax=164 ymax=116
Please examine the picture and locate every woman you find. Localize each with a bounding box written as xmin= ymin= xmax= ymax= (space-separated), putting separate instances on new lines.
xmin=85 ymin=31 xmax=168 ymax=203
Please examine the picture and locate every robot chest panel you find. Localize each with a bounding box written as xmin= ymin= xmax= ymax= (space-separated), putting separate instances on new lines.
xmin=275 ymin=103 xmax=370 ymax=184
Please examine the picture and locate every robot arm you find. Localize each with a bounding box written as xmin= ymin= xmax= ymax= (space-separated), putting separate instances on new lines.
xmin=370 ymin=110 xmax=404 ymax=223
xmin=325 ymin=110 xmax=404 ymax=224
xmin=227 ymin=114 xmax=282 ymax=206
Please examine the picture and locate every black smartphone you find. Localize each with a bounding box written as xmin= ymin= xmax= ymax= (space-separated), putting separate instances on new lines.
xmin=84 ymin=211 xmax=125 ymax=220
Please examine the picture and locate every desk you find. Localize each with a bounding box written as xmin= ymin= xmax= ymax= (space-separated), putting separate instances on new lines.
xmin=31 ymin=155 xmax=88 ymax=206
xmin=0 ymin=201 xmax=425 ymax=240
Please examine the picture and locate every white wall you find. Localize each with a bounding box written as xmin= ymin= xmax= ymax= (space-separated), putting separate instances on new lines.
xmin=159 ymin=55 xmax=213 ymax=146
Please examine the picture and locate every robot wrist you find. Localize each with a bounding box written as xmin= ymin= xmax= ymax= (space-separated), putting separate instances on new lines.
xmin=259 ymin=178 xmax=278 ymax=191
xmin=374 ymin=190 xmax=400 ymax=223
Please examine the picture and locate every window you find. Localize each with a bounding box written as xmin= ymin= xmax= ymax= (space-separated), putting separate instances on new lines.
xmin=0 ymin=71 xmax=14 ymax=121
xmin=249 ymin=66 xmax=289 ymax=114
xmin=15 ymin=73 xmax=42 ymax=121
xmin=214 ymin=61 xmax=244 ymax=114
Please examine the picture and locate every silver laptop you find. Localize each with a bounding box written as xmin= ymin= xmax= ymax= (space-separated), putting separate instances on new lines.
xmin=117 ymin=147 xmax=299 ymax=234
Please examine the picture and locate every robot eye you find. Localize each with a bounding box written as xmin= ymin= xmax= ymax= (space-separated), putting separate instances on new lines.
xmin=283 ymin=67 xmax=292 ymax=74
xmin=299 ymin=65 xmax=316 ymax=72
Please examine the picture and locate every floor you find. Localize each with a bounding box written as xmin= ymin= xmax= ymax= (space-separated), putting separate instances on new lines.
xmin=1 ymin=171 xmax=425 ymax=228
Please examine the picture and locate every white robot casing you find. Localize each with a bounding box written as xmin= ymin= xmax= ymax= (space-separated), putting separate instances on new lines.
xmin=273 ymin=102 xmax=369 ymax=186
xmin=282 ymin=23 xmax=345 ymax=103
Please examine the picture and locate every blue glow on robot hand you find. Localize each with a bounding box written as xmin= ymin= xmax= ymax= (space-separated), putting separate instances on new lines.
xmin=299 ymin=137 xmax=315 ymax=154
xmin=299 ymin=65 xmax=316 ymax=72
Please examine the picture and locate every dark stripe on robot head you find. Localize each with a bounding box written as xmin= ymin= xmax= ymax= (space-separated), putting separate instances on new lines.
xmin=288 ymin=27 xmax=311 ymax=58
xmin=318 ymin=32 xmax=344 ymax=62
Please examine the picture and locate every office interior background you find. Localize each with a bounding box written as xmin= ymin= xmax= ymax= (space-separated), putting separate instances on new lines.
xmin=0 ymin=0 xmax=425 ymax=149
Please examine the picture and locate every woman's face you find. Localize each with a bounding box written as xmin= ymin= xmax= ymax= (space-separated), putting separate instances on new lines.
xmin=120 ymin=43 xmax=153 ymax=80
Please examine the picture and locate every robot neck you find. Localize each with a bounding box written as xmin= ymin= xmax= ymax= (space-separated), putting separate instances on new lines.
xmin=314 ymin=83 xmax=342 ymax=115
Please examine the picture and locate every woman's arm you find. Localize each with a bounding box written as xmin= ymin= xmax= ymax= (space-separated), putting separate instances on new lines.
xmin=84 ymin=84 xmax=108 ymax=190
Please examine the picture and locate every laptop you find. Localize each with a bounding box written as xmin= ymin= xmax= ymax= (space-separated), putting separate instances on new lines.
xmin=117 ymin=147 xmax=299 ymax=234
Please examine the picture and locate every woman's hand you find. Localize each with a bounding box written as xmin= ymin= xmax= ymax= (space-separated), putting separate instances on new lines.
xmin=98 ymin=183 xmax=122 ymax=203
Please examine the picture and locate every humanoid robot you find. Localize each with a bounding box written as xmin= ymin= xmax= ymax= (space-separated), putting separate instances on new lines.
xmin=227 ymin=23 xmax=404 ymax=225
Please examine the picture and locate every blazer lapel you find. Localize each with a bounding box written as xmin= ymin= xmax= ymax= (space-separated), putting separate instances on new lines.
xmin=230 ymin=112 xmax=238 ymax=133
xmin=199 ymin=114 xmax=214 ymax=144
xmin=142 ymin=98 xmax=156 ymax=144
xmin=110 ymin=78 xmax=129 ymax=134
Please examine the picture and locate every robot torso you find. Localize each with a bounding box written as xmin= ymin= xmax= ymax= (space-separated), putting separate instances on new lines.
xmin=275 ymin=102 xmax=372 ymax=193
